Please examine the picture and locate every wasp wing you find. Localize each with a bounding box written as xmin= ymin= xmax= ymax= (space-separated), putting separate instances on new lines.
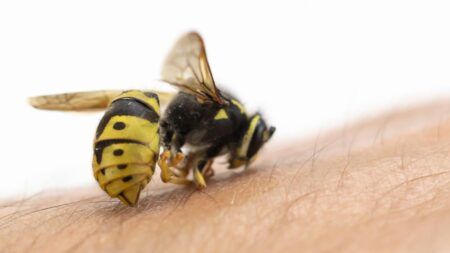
xmin=29 ymin=90 xmax=175 ymax=112
xmin=161 ymin=32 xmax=224 ymax=104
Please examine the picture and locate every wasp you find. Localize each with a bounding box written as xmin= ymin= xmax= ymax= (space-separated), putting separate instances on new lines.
xmin=29 ymin=32 xmax=276 ymax=206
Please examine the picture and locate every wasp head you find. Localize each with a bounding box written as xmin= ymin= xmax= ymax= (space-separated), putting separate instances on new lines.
xmin=229 ymin=113 xmax=275 ymax=168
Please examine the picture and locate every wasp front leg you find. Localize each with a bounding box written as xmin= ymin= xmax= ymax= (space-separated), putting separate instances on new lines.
xmin=158 ymin=150 xmax=190 ymax=185
xmin=164 ymin=151 xmax=214 ymax=189
xmin=158 ymin=126 xmax=191 ymax=185
xmin=171 ymin=153 xmax=197 ymax=178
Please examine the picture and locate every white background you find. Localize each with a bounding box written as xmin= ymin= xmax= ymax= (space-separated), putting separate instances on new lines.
xmin=0 ymin=0 xmax=449 ymax=199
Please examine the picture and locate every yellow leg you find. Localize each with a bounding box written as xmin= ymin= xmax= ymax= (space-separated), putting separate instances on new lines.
xmin=194 ymin=167 xmax=207 ymax=189
xmin=158 ymin=150 xmax=192 ymax=186
xmin=172 ymin=153 xmax=196 ymax=177
xmin=172 ymin=152 xmax=185 ymax=167
xmin=168 ymin=176 xmax=191 ymax=185
xmin=158 ymin=150 xmax=172 ymax=183
xmin=202 ymin=160 xmax=215 ymax=178
xmin=172 ymin=167 xmax=189 ymax=178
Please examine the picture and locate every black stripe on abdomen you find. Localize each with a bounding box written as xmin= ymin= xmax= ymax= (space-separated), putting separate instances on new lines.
xmin=95 ymin=98 xmax=159 ymax=139
xmin=94 ymin=139 xmax=147 ymax=164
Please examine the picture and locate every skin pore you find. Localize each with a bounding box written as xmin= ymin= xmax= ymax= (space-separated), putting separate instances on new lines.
xmin=1 ymin=100 xmax=450 ymax=253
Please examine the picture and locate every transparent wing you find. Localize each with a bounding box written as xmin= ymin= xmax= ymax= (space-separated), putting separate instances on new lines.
xmin=29 ymin=90 xmax=175 ymax=112
xmin=161 ymin=32 xmax=224 ymax=104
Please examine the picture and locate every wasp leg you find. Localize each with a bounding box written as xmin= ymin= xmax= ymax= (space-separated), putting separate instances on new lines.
xmin=193 ymin=159 xmax=215 ymax=189
xmin=191 ymin=143 xmax=224 ymax=188
xmin=159 ymin=120 xmax=190 ymax=182
xmin=172 ymin=153 xmax=196 ymax=178
xmin=158 ymin=150 xmax=191 ymax=185
xmin=158 ymin=150 xmax=172 ymax=182
xmin=169 ymin=152 xmax=191 ymax=179
xmin=171 ymin=166 xmax=190 ymax=178
xmin=171 ymin=152 xmax=185 ymax=168
xmin=166 ymin=176 xmax=191 ymax=185
xmin=194 ymin=167 xmax=207 ymax=189
xmin=202 ymin=159 xmax=215 ymax=178
xmin=171 ymin=154 xmax=213 ymax=183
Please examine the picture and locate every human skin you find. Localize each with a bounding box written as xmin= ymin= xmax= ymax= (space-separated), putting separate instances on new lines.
xmin=1 ymin=100 xmax=450 ymax=253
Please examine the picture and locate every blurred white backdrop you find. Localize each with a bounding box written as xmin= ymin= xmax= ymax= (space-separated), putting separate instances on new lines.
xmin=0 ymin=0 xmax=449 ymax=198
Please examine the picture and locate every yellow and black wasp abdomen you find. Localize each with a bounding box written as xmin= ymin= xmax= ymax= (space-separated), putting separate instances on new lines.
xmin=92 ymin=90 xmax=160 ymax=206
